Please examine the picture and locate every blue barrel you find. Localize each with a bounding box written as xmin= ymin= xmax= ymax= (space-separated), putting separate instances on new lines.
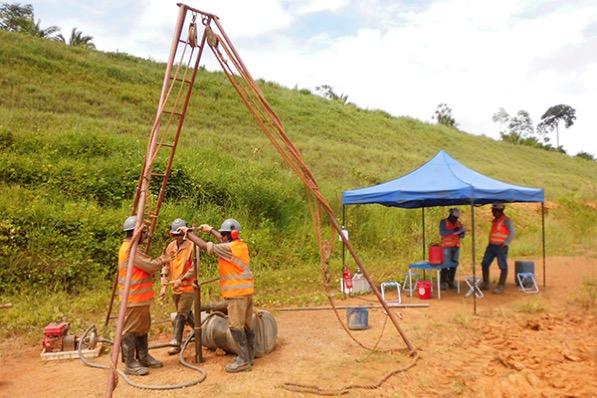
xmin=515 ymin=261 xmax=535 ymax=286
xmin=346 ymin=307 xmax=368 ymax=330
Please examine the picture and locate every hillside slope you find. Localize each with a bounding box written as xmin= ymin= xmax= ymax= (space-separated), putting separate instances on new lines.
xmin=0 ymin=31 xmax=595 ymax=302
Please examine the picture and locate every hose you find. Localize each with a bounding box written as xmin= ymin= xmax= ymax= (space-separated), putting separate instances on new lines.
xmin=78 ymin=325 xmax=206 ymax=390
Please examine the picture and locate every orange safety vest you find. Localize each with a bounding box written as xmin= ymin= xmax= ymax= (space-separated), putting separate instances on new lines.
xmin=489 ymin=215 xmax=510 ymax=245
xmin=166 ymin=239 xmax=196 ymax=294
xmin=218 ymin=240 xmax=254 ymax=298
xmin=118 ymin=239 xmax=154 ymax=307
xmin=441 ymin=218 xmax=463 ymax=248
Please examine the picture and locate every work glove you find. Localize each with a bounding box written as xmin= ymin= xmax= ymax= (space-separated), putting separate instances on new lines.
xmin=199 ymin=224 xmax=212 ymax=233
xmin=173 ymin=279 xmax=182 ymax=289
xmin=177 ymin=226 xmax=190 ymax=235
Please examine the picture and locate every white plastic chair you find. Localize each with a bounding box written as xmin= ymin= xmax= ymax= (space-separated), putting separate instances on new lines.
xmin=464 ymin=276 xmax=484 ymax=298
xmin=517 ymin=272 xmax=539 ymax=294
xmin=381 ymin=281 xmax=402 ymax=304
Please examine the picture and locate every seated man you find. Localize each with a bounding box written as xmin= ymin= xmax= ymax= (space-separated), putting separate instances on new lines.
xmin=439 ymin=208 xmax=465 ymax=290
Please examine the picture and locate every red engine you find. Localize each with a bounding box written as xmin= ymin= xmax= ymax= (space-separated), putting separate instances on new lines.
xmin=42 ymin=322 xmax=69 ymax=352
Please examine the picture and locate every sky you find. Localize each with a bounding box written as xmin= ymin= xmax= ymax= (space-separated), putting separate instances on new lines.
xmin=31 ymin=0 xmax=597 ymax=156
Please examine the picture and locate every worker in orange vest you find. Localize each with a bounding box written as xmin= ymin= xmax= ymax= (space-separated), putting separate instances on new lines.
xmin=118 ymin=216 xmax=173 ymax=376
xmin=480 ymin=203 xmax=516 ymax=294
xmin=159 ymin=218 xmax=197 ymax=355
xmin=439 ymin=208 xmax=465 ymax=290
xmin=178 ymin=218 xmax=255 ymax=373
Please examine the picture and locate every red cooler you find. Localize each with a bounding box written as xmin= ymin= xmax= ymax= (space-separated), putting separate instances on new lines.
xmin=428 ymin=244 xmax=444 ymax=265
xmin=417 ymin=280 xmax=432 ymax=299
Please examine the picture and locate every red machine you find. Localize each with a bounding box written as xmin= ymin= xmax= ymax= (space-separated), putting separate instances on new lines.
xmin=428 ymin=244 xmax=444 ymax=265
xmin=42 ymin=322 xmax=75 ymax=352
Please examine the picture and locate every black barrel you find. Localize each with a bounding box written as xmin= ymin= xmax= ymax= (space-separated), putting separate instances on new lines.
xmin=201 ymin=310 xmax=277 ymax=358
xmin=514 ymin=260 xmax=535 ymax=286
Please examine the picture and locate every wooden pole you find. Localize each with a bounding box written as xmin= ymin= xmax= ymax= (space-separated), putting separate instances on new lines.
xmin=341 ymin=205 xmax=346 ymax=299
xmin=470 ymin=202 xmax=477 ymax=315
xmin=193 ymin=245 xmax=203 ymax=363
xmin=541 ymin=202 xmax=546 ymax=288
xmin=105 ymin=5 xmax=188 ymax=397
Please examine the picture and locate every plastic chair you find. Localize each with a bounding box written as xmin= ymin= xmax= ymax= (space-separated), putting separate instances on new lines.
xmin=517 ymin=272 xmax=539 ymax=294
xmin=402 ymin=270 xmax=419 ymax=296
xmin=464 ymin=276 xmax=484 ymax=298
xmin=381 ymin=281 xmax=402 ymax=304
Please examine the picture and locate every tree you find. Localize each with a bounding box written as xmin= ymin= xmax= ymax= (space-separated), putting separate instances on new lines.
xmin=315 ymin=84 xmax=348 ymax=104
xmin=575 ymin=151 xmax=595 ymax=162
xmin=492 ymin=108 xmax=543 ymax=144
xmin=432 ymin=103 xmax=456 ymax=127
xmin=0 ymin=2 xmax=33 ymax=32
xmin=0 ymin=2 xmax=60 ymax=39
xmin=57 ymin=28 xmax=95 ymax=49
xmin=537 ymin=104 xmax=576 ymax=149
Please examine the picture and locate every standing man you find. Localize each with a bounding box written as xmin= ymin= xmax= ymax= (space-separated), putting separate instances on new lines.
xmin=159 ymin=218 xmax=196 ymax=356
xmin=178 ymin=218 xmax=255 ymax=373
xmin=439 ymin=208 xmax=465 ymax=290
xmin=480 ymin=203 xmax=516 ymax=294
xmin=119 ymin=216 xmax=172 ymax=376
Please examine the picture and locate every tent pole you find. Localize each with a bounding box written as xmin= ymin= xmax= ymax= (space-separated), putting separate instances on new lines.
xmin=541 ymin=202 xmax=546 ymax=288
xmin=341 ymin=205 xmax=346 ymax=299
xmin=421 ymin=206 xmax=426 ymax=259
xmin=342 ymin=205 xmax=346 ymax=268
xmin=471 ymin=202 xmax=477 ymax=315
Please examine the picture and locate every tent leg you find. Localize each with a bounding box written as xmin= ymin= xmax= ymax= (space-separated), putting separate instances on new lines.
xmin=422 ymin=206 xmax=426 ymax=279
xmin=541 ymin=202 xmax=546 ymax=288
xmin=342 ymin=205 xmax=346 ymax=299
xmin=470 ymin=203 xmax=476 ymax=315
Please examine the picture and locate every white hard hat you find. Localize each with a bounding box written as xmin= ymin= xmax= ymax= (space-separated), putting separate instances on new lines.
xmin=492 ymin=202 xmax=505 ymax=210
xmin=169 ymin=218 xmax=187 ymax=234
xmin=449 ymin=208 xmax=460 ymax=217
xmin=219 ymin=218 xmax=241 ymax=233
xmin=123 ymin=215 xmax=137 ymax=232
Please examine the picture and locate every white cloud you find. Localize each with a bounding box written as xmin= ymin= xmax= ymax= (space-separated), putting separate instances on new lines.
xmin=30 ymin=0 xmax=597 ymax=155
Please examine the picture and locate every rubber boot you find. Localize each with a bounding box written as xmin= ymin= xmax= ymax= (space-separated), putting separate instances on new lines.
xmin=225 ymin=328 xmax=251 ymax=373
xmin=439 ymin=269 xmax=448 ymax=290
xmin=494 ymin=269 xmax=507 ymax=294
xmin=136 ymin=334 xmax=163 ymax=368
xmin=447 ymin=268 xmax=457 ymax=289
xmin=186 ymin=311 xmax=195 ymax=328
xmin=246 ymin=328 xmax=255 ymax=365
xmin=480 ymin=267 xmax=490 ymax=291
xmin=122 ymin=333 xmax=149 ymax=376
xmin=168 ymin=314 xmax=185 ymax=355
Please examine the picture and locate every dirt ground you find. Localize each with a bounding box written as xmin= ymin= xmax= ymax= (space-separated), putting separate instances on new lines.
xmin=1 ymin=255 xmax=595 ymax=397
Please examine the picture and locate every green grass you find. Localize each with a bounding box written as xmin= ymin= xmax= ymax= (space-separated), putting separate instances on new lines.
xmin=0 ymin=31 xmax=596 ymax=339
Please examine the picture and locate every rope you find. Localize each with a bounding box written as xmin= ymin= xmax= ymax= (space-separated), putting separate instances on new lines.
xmin=280 ymin=353 xmax=419 ymax=396
xmin=79 ymin=325 xmax=207 ymax=390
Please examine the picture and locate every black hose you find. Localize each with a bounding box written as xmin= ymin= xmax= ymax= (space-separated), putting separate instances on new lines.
xmin=78 ymin=325 xmax=207 ymax=390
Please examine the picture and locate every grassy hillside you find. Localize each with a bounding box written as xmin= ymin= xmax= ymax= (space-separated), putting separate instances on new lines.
xmin=0 ymin=31 xmax=596 ymax=337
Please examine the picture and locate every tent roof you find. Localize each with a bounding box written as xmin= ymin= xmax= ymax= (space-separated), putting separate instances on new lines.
xmin=342 ymin=150 xmax=544 ymax=208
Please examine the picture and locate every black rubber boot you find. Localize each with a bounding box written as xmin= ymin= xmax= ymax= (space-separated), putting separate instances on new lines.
xmin=481 ymin=267 xmax=490 ymax=291
xmin=122 ymin=333 xmax=149 ymax=376
xmin=494 ymin=269 xmax=507 ymax=294
xmin=168 ymin=314 xmax=185 ymax=355
xmin=439 ymin=269 xmax=449 ymax=290
xmin=447 ymin=268 xmax=457 ymax=289
xmin=226 ymin=328 xmax=251 ymax=373
xmin=246 ymin=328 xmax=255 ymax=365
xmin=136 ymin=334 xmax=163 ymax=368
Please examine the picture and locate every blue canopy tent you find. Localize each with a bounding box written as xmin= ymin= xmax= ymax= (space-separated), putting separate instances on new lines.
xmin=341 ymin=151 xmax=545 ymax=313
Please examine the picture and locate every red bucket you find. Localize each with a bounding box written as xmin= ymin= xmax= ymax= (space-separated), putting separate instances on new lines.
xmin=417 ymin=280 xmax=432 ymax=299
xmin=428 ymin=244 xmax=444 ymax=265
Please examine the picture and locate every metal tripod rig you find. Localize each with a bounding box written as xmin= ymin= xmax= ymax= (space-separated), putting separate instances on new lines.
xmin=106 ymin=4 xmax=415 ymax=396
